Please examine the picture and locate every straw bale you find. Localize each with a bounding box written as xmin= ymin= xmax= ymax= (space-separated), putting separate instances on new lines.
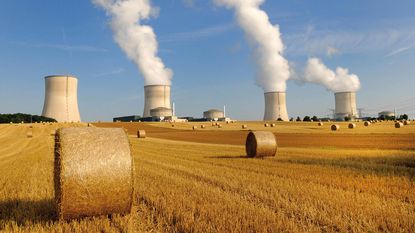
xmin=264 ymin=123 xmax=269 ymax=127
xmin=348 ymin=123 xmax=356 ymax=129
xmin=404 ymin=120 xmax=411 ymax=125
xmin=26 ymin=131 xmax=33 ymax=138
xmin=218 ymin=124 xmax=222 ymax=128
xmin=201 ymin=125 xmax=206 ymax=129
xmin=395 ymin=122 xmax=404 ymax=128
xmin=331 ymin=124 xmax=340 ymax=131
xmin=137 ymin=130 xmax=146 ymax=138
xmin=54 ymin=127 xmax=134 ymax=220
xmin=242 ymin=125 xmax=248 ymax=129
xmin=193 ymin=126 xmax=197 ymax=130
xmin=318 ymin=122 xmax=324 ymax=126
xmin=270 ymin=123 xmax=276 ymax=127
xmin=245 ymin=131 xmax=277 ymax=157
xmin=364 ymin=121 xmax=371 ymax=126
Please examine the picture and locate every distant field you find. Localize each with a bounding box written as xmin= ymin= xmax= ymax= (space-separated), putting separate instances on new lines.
xmin=0 ymin=121 xmax=414 ymax=232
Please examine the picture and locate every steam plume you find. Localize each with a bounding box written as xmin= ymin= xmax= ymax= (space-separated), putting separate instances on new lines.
xmin=214 ymin=0 xmax=290 ymax=92
xmin=93 ymin=0 xmax=173 ymax=85
xmin=304 ymin=58 xmax=360 ymax=93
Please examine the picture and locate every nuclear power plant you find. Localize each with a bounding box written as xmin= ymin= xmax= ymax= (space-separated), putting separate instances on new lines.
xmin=263 ymin=92 xmax=289 ymax=121
xmin=334 ymin=92 xmax=358 ymax=121
xmin=41 ymin=75 xmax=81 ymax=122
xmin=143 ymin=85 xmax=172 ymax=118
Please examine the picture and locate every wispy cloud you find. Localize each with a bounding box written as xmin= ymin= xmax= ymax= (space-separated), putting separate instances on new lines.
xmin=326 ymin=46 xmax=340 ymax=57
xmin=284 ymin=23 xmax=415 ymax=57
xmin=385 ymin=46 xmax=413 ymax=57
xmin=93 ymin=68 xmax=126 ymax=78
xmin=182 ymin=0 xmax=195 ymax=8
xmin=8 ymin=40 xmax=108 ymax=52
xmin=159 ymin=23 xmax=235 ymax=42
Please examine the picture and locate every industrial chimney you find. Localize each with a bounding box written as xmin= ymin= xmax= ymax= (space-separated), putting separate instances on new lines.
xmin=143 ymin=85 xmax=171 ymax=118
xmin=42 ymin=75 xmax=81 ymax=122
xmin=334 ymin=92 xmax=358 ymax=121
xmin=264 ymin=92 xmax=289 ymax=121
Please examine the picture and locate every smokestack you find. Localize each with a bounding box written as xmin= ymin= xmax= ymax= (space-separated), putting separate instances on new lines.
xmin=42 ymin=75 xmax=81 ymax=122
xmin=334 ymin=92 xmax=358 ymax=121
xmin=143 ymin=85 xmax=171 ymax=118
xmin=264 ymin=92 xmax=289 ymax=121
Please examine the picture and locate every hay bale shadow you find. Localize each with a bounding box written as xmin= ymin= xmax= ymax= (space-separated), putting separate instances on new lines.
xmin=0 ymin=198 xmax=55 ymax=227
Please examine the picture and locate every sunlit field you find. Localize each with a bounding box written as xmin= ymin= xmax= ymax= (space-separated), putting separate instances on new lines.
xmin=0 ymin=121 xmax=414 ymax=232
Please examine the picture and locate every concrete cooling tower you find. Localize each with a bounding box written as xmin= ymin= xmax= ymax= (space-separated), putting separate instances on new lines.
xmin=264 ymin=92 xmax=289 ymax=121
xmin=143 ymin=85 xmax=171 ymax=118
xmin=334 ymin=92 xmax=358 ymax=121
xmin=42 ymin=75 xmax=81 ymax=122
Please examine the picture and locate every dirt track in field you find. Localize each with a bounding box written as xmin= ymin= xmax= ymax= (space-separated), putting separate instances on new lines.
xmin=94 ymin=122 xmax=415 ymax=150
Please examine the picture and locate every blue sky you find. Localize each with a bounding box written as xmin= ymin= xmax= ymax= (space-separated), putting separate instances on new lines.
xmin=1 ymin=0 xmax=415 ymax=121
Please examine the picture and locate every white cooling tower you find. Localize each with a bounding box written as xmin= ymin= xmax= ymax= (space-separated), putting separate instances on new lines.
xmin=143 ymin=85 xmax=171 ymax=118
xmin=264 ymin=92 xmax=289 ymax=121
xmin=42 ymin=75 xmax=81 ymax=122
xmin=334 ymin=92 xmax=358 ymax=121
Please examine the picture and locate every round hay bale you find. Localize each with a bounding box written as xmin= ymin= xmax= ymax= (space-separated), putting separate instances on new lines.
xmin=242 ymin=125 xmax=248 ymax=129
xmin=404 ymin=120 xmax=411 ymax=125
xmin=26 ymin=131 xmax=33 ymax=138
xmin=87 ymin=123 xmax=93 ymax=127
xmin=54 ymin=127 xmax=134 ymax=220
xmin=318 ymin=122 xmax=324 ymax=126
xmin=201 ymin=125 xmax=206 ymax=129
xmin=364 ymin=121 xmax=371 ymax=126
xmin=137 ymin=130 xmax=146 ymax=138
xmin=331 ymin=124 xmax=340 ymax=131
xmin=264 ymin=123 xmax=269 ymax=127
xmin=28 ymin=125 xmax=33 ymax=129
xmin=218 ymin=124 xmax=222 ymax=128
xmin=245 ymin=131 xmax=277 ymax=157
xmin=395 ymin=122 xmax=404 ymax=128
xmin=348 ymin=123 xmax=356 ymax=129
xmin=270 ymin=123 xmax=276 ymax=127
xmin=193 ymin=126 xmax=197 ymax=130
xmin=171 ymin=124 xmax=175 ymax=127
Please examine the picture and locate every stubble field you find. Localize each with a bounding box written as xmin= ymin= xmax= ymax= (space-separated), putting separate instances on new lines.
xmin=0 ymin=121 xmax=414 ymax=232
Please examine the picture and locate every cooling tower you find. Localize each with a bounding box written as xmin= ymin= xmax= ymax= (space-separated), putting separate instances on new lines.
xmin=143 ymin=85 xmax=171 ymax=118
xmin=334 ymin=92 xmax=358 ymax=121
xmin=264 ymin=92 xmax=289 ymax=121
xmin=42 ymin=75 xmax=81 ymax=122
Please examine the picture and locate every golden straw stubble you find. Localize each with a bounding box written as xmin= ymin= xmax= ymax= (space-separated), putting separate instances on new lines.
xmin=245 ymin=131 xmax=277 ymax=157
xmin=54 ymin=127 xmax=134 ymax=220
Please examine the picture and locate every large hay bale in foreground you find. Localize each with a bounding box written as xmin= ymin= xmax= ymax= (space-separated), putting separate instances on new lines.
xmin=246 ymin=131 xmax=277 ymax=157
xmin=364 ymin=121 xmax=371 ymax=126
xmin=54 ymin=127 xmax=134 ymax=220
xmin=331 ymin=124 xmax=340 ymax=131
xmin=137 ymin=130 xmax=146 ymax=138
xmin=348 ymin=123 xmax=356 ymax=129
xmin=395 ymin=122 xmax=404 ymax=128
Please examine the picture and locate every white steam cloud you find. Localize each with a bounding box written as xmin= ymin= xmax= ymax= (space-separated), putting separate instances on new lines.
xmin=93 ymin=0 xmax=173 ymax=85
xmin=304 ymin=58 xmax=360 ymax=93
xmin=214 ymin=0 xmax=290 ymax=92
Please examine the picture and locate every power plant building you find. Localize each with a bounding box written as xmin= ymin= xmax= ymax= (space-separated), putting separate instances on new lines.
xmin=203 ymin=109 xmax=224 ymax=121
xmin=334 ymin=92 xmax=358 ymax=121
xmin=143 ymin=85 xmax=171 ymax=118
xmin=42 ymin=75 xmax=81 ymax=122
xmin=263 ymin=92 xmax=289 ymax=121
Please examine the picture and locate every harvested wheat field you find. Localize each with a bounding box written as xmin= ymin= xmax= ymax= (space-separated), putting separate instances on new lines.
xmin=0 ymin=121 xmax=415 ymax=232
